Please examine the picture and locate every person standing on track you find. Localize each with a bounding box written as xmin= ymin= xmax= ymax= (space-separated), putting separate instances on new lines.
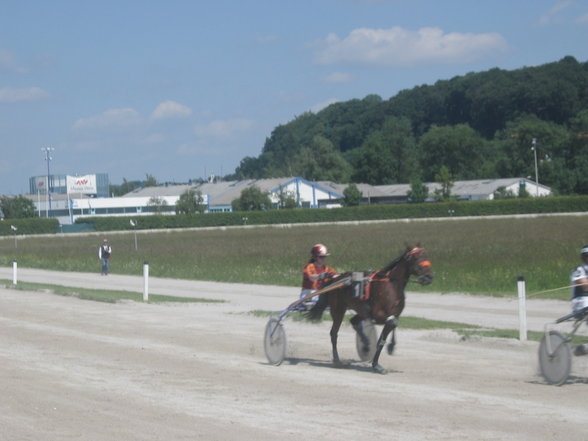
xmin=299 ymin=244 xmax=338 ymax=307
xmin=98 ymin=238 xmax=112 ymax=275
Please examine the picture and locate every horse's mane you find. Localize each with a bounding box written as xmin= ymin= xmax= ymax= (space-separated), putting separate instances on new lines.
xmin=378 ymin=249 xmax=409 ymax=274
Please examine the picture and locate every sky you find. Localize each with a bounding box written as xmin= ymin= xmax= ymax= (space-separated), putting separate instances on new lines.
xmin=1 ymin=0 xmax=587 ymax=195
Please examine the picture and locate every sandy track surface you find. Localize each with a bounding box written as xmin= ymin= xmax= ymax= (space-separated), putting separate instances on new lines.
xmin=0 ymin=268 xmax=587 ymax=441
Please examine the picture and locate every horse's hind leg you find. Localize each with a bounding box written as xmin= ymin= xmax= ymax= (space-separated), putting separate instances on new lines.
xmin=372 ymin=316 xmax=397 ymax=374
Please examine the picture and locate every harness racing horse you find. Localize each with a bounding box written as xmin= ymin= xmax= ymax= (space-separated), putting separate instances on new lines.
xmin=306 ymin=245 xmax=433 ymax=374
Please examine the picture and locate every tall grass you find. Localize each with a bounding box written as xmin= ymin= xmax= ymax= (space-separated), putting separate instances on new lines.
xmin=0 ymin=215 xmax=584 ymax=298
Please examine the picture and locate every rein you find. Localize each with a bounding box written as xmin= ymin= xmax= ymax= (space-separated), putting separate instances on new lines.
xmin=363 ymin=247 xmax=431 ymax=299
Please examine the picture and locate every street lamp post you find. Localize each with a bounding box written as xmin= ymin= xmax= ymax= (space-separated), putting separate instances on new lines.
xmin=531 ymin=138 xmax=539 ymax=197
xmin=130 ymin=219 xmax=138 ymax=251
xmin=41 ymin=147 xmax=54 ymax=217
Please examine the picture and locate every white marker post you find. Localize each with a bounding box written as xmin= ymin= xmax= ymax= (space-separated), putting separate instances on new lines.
xmin=517 ymin=276 xmax=527 ymax=341
xmin=12 ymin=261 xmax=17 ymax=285
xmin=143 ymin=262 xmax=149 ymax=302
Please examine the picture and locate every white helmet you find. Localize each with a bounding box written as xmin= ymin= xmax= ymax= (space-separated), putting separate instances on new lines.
xmin=311 ymin=244 xmax=329 ymax=257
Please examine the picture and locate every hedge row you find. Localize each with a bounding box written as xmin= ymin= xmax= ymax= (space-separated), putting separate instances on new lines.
xmin=76 ymin=196 xmax=588 ymax=232
xmin=0 ymin=218 xmax=60 ymax=236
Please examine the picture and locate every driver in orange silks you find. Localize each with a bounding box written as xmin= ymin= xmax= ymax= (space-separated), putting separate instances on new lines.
xmin=299 ymin=244 xmax=338 ymax=308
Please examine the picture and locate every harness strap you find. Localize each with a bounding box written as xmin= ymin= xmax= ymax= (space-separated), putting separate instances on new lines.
xmin=362 ymin=271 xmax=390 ymax=301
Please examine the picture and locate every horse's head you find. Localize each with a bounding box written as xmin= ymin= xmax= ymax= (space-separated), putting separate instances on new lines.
xmin=405 ymin=245 xmax=433 ymax=285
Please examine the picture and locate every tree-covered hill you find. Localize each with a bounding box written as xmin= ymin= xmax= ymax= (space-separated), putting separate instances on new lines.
xmin=232 ymin=56 xmax=588 ymax=195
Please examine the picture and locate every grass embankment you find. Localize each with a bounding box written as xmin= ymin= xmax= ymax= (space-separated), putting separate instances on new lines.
xmin=0 ymin=215 xmax=584 ymax=298
xmin=0 ymin=280 xmax=224 ymax=304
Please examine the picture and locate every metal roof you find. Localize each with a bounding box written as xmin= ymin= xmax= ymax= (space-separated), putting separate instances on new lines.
xmin=122 ymin=177 xmax=551 ymax=206
xmin=121 ymin=184 xmax=194 ymax=198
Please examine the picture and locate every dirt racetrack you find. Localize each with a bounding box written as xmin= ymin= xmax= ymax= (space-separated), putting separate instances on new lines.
xmin=0 ymin=268 xmax=587 ymax=441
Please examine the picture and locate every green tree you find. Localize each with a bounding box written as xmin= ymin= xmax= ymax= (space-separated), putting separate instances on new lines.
xmin=276 ymin=188 xmax=297 ymax=209
xmin=144 ymin=174 xmax=157 ymax=187
xmin=419 ymin=123 xmax=488 ymax=181
xmin=110 ymin=178 xmax=141 ymax=196
xmin=493 ymin=186 xmax=516 ymax=199
xmin=495 ymin=115 xmax=568 ymax=191
xmin=407 ymin=177 xmax=429 ymax=203
xmin=565 ymin=110 xmax=588 ymax=194
xmin=147 ymin=196 xmax=169 ymax=213
xmin=349 ymin=116 xmax=417 ymax=185
xmin=342 ymin=183 xmax=363 ymax=206
xmin=175 ymin=189 xmax=205 ymax=214
xmin=232 ymin=185 xmax=272 ymax=211
xmin=293 ymin=135 xmax=352 ymax=182
xmin=433 ymin=166 xmax=455 ymax=202
xmin=0 ymin=195 xmax=36 ymax=218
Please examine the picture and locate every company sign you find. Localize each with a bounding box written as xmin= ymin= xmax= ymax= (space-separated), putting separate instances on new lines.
xmin=34 ymin=176 xmax=47 ymax=192
xmin=67 ymin=175 xmax=97 ymax=194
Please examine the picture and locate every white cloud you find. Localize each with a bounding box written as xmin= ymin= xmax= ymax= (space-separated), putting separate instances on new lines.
xmin=0 ymin=86 xmax=49 ymax=103
xmin=323 ymin=72 xmax=354 ymax=83
xmin=72 ymin=108 xmax=142 ymax=131
xmin=311 ymin=99 xmax=340 ymax=113
xmin=314 ymin=26 xmax=508 ymax=67
xmin=539 ymin=1 xmax=573 ymax=25
xmin=194 ymin=118 xmax=254 ymax=138
xmin=0 ymin=49 xmax=27 ymax=73
xmin=151 ymin=100 xmax=192 ymax=120
xmin=576 ymin=12 xmax=588 ymax=23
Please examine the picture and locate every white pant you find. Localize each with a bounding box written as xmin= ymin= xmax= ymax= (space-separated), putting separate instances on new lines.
xmin=571 ymin=296 xmax=588 ymax=313
xmin=300 ymin=289 xmax=317 ymax=304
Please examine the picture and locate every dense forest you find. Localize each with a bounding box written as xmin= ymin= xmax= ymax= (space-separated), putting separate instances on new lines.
xmin=231 ymin=56 xmax=588 ymax=195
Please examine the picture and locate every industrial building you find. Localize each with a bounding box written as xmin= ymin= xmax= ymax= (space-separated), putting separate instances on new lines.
xmin=29 ymin=173 xmax=110 ymax=198
xmin=26 ymin=174 xmax=552 ymax=226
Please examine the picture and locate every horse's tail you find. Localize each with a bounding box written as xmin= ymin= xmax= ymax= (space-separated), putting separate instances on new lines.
xmin=305 ymin=294 xmax=329 ymax=322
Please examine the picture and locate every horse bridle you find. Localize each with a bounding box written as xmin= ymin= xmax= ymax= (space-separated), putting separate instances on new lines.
xmin=406 ymin=247 xmax=433 ymax=285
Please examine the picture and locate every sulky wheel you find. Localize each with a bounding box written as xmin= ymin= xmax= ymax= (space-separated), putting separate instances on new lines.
xmin=264 ymin=316 xmax=287 ymax=365
xmin=538 ymin=330 xmax=572 ymax=386
xmin=356 ymin=320 xmax=378 ymax=362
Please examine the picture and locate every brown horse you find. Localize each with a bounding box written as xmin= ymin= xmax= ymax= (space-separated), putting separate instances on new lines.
xmin=307 ymin=245 xmax=433 ymax=374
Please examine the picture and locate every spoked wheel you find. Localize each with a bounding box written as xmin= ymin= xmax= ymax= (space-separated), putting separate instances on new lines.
xmin=264 ymin=316 xmax=287 ymax=365
xmin=356 ymin=320 xmax=377 ymax=362
xmin=538 ymin=330 xmax=572 ymax=386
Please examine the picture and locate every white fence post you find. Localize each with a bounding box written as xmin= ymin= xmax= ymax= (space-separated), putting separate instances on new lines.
xmin=143 ymin=262 xmax=149 ymax=302
xmin=12 ymin=261 xmax=17 ymax=285
xmin=517 ymin=276 xmax=527 ymax=341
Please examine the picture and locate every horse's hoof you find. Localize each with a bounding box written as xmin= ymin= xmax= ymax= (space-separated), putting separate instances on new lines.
xmin=334 ymin=360 xmax=349 ymax=368
xmin=372 ymin=364 xmax=387 ymax=374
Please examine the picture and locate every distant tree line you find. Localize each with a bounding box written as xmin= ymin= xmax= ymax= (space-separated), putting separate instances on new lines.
xmin=230 ymin=56 xmax=588 ymax=196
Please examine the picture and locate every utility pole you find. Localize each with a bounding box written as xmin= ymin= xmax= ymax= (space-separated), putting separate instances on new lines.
xmin=41 ymin=147 xmax=55 ymax=217
xmin=531 ymin=138 xmax=539 ymax=197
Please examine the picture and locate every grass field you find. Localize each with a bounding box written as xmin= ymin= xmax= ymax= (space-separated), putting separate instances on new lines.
xmin=0 ymin=279 xmax=224 ymax=304
xmin=0 ymin=214 xmax=585 ymax=298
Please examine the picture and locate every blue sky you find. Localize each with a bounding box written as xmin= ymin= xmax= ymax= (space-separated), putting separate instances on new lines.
xmin=1 ymin=0 xmax=587 ymax=195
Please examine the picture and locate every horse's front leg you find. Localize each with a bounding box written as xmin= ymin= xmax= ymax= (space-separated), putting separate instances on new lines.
xmin=330 ymin=310 xmax=345 ymax=367
xmin=372 ymin=315 xmax=397 ymax=374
